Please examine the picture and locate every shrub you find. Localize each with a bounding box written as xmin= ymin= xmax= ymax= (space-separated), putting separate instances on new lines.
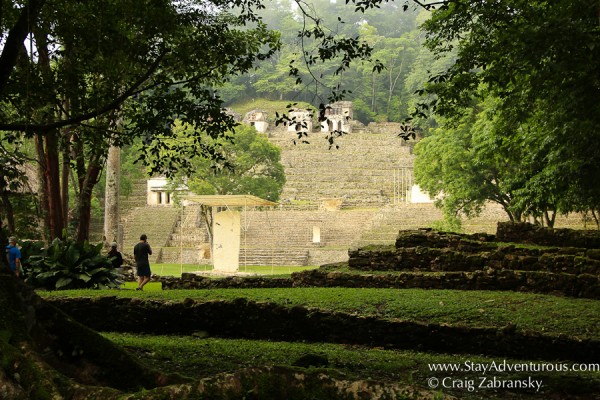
xmin=18 ymin=240 xmax=46 ymax=268
xmin=26 ymin=237 xmax=122 ymax=290
xmin=429 ymin=214 xmax=463 ymax=234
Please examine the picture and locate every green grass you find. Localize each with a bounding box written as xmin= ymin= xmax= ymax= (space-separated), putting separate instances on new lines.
xmin=152 ymin=264 xmax=211 ymax=276
xmin=151 ymin=263 xmax=317 ymax=277
xmin=121 ymin=282 xmax=163 ymax=291
xmin=227 ymin=99 xmax=316 ymax=120
xmin=102 ymin=333 xmax=600 ymax=399
xmin=41 ymin=288 xmax=600 ymax=340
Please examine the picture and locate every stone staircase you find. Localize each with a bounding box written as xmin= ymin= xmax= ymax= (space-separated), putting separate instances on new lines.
xmin=352 ymin=203 xmax=514 ymax=248
xmin=157 ymin=205 xmax=210 ymax=264
xmin=120 ymin=179 xmax=149 ymax=213
xmin=240 ymin=209 xmax=376 ymax=265
xmin=88 ymin=215 xmax=105 ymax=243
xmin=239 ymin=248 xmax=309 ymax=267
xmin=353 ymin=204 xmax=444 ymax=247
xmin=120 ymin=206 xmax=180 ymax=263
xmin=88 ymin=176 xmax=150 ymax=244
xmin=269 ymin=130 xmax=416 ymax=207
xmin=156 ymin=207 xmax=378 ymax=266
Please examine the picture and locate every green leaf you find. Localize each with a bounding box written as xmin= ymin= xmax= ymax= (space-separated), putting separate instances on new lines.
xmin=65 ymin=244 xmax=81 ymax=267
xmin=56 ymin=277 xmax=73 ymax=289
xmin=37 ymin=271 xmax=59 ymax=279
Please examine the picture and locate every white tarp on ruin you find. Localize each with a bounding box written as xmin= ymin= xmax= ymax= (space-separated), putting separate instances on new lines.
xmin=182 ymin=195 xmax=278 ymax=272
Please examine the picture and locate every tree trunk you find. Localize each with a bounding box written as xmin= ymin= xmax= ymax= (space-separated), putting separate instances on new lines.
xmin=0 ymin=190 xmax=16 ymax=233
xmin=0 ymin=274 xmax=177 ymax=397
xmin=60 ymin=102 xmax=73 ymax=230
xmin=0 ymin=218 xmax=8 ymax=271
xmin=594 ymin=210 xmax=600 ymax=230
xmin=43 ymin=130 xmax=65 ymax=239
xmin=544 ymin=209 xmax=556 ymax=228
xmin=388 ymin=58 xmax=404 ymax=103
xmin=104 ymin=145 xmax=121 ymax=245
xmin=76 ymin=161 xmax=101 ymax=244
xmin=35 ymin=134 xmax=50 ymax=241
xmin=0 ymin=0 xmax=47 ymax=93
xmin=201 ymin=205 xmax=213 ymax=259
xmin=61 ymin=138 xmax=70 ymax=229
xmin=371 ymin=73 xmax=376 ymax=112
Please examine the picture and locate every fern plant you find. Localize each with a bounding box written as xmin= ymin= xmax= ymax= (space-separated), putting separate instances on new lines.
xmin=26 ymin=237 xmax=122 ymax=290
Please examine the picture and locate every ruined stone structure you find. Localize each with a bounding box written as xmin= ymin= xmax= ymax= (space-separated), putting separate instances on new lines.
xmin=146 ymin=177 xmax=176 ymax=206
xmin=321 ymin=101 xmax=353 ymax=134
xmin=286 ymin=108 xmax=313 ymax=133
xmin=242 ymin=109 xmax=269 ymax=133
xmin=96 ymin=101 xmax=590 ymax=268
xmin=224 ymin=107 xmax=242 ymax=122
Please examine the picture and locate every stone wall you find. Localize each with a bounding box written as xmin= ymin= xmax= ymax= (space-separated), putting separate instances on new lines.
xmin=496 ymin=222 xmax=600 ymax=248
xmin=159 ymin=273 xmax=292 ymax=289
xmin=350 ymin=228 xmax=600 ymax=275
xmin=337 ymin=228 xmax=600 ymax=298
xmin=349 ymin=245 xmax=600 ymax=275
xmin=293 ymin=268 xmax=600 ymax=299
xmin=152 ymin=259 xmax=600 ymax=299
xmin=48 ymin=296 xmax=600 ymax=362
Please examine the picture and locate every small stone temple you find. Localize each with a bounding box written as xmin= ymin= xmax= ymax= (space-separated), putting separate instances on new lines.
xmin=146 ymin=177 xmax=188 ymax=206
xmin=321 ymin=101 xmax=353 ymax=134
xmin=243 ymin=110 xmax=269 ymax=133
xmin=287 ymin=108 xmax=313 ymax=133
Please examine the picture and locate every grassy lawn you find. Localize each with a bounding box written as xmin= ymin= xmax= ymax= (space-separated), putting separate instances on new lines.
xmin=151 ymin=263 xmax=317 ymax=277
xmin=227 ymin=99 xmax=315 ymax=117
xmin=41 ymin=288 xmax=600 ymax=340
xmin=102 ymin=333 xmax=600 ymax=399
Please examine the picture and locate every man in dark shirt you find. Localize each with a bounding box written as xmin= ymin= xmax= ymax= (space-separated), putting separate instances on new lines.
xmin=133 ymin=234 xmax=152 ymax=290
xmin=108 ymin=242 xmax=123 ymax=270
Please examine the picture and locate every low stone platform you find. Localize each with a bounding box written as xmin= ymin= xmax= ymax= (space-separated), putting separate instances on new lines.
xmin=47 ymin=296 xmax=600 ymax=363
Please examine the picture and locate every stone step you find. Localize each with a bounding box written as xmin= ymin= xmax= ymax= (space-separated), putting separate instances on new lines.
xmin=157 ymin=246 xmax=309 ymax=266
xmin=121 ymin=206 xmax=180 ymax=263
xmin=239 ymin=249 xmax=309 ymax=266
xmin=157 ymin=247 xmax=210 ymax=264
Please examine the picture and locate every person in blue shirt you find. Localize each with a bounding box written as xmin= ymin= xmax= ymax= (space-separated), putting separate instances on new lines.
xmin=5 ymin=237 xmax=22 ymax=278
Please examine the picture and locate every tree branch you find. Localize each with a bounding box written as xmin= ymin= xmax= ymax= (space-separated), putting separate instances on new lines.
xmin=0 ymin=50 xmax=167 ymax=132
xmin=411 ymin=0 xmax=448 ymax=9
xmin=0 ymin=0 xmax=46 ymax=94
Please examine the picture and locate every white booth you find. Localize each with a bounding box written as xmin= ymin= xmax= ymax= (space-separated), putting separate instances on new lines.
xmin=182 ymin=194 xmax=277 ymax=272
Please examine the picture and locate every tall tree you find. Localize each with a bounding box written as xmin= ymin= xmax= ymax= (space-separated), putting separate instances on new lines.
xmin=0 ymin=0 xmax=280 ymax=242
xmin=411 ymin=0 xmax=600 ymax=218
xmin=103 ymin=145 xmax=120 ymax=245
xmin=169 ymin=123 xmax=285 ymax=246
xmin=415 ymin=95 xmax=561 ymax=226
xmin=172 ymin=124 xmax=286 ymax=202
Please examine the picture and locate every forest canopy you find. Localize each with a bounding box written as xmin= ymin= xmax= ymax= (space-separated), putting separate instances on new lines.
xmin=413 ymin=0 xmax=600 ymax=227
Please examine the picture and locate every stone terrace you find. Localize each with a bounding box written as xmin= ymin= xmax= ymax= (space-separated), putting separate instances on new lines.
xmin=120 ymin=206 xmax=180 ymax=263
xmin=158 ymin=207 xmax=377 ymax=266
xmin=269 ymin=130 xmax=416 ymax=207
xmin=92 ymin=124 xmax=591 ymax=267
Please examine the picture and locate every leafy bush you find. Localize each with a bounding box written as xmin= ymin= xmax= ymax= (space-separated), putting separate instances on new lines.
xmin=429 ymin=214 xmax=463 ymax=234
xmin=18 ymin=240 xmax=46 ymax=267
xmin=26 ymin=237 xmax=122 ymax=290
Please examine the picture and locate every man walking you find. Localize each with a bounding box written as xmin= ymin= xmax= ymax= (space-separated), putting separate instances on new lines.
xmin=5 ymin=237 xmax=22 ymax=278
xmin=133 ymin=234 xmax=152 ymax=290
